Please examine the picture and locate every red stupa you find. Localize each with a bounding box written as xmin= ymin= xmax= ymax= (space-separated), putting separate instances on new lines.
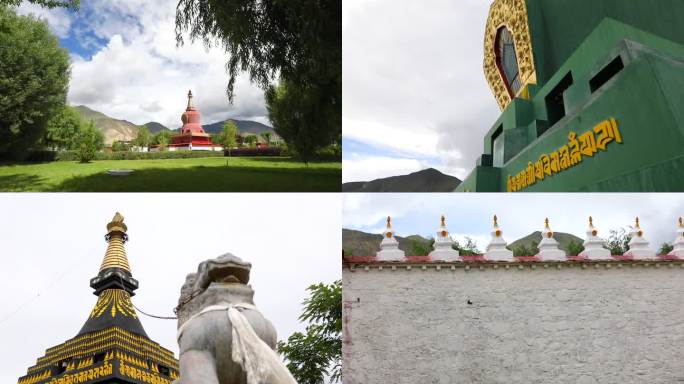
xmin=168 ymin=90 xmax=219 ymax=151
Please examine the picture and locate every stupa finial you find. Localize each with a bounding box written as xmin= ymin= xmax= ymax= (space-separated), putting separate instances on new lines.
xmin=102 ymin=212 xmax=130 ymax=272
xmin=679 ymin=217 xmax=683 ymax=228
xmin=386 ymin=216 xmax=392 ymax=229
xmin=635 ymin=216 xmax=640 ymax=228
xmin=544 ymin=217 xmax=549 ymax=229
xmin=440 ymin=215 xmax=446 ymax=227
xmin=493 ymin=214 xmax=498 ymax=227
xmin=187 ymin=89 xmax=194 ymax=109
xmin=589 ymin=216 xmax=593 ymax=227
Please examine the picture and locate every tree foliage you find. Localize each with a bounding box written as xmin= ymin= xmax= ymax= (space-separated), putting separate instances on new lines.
xmin=510 ymin=241 xmax=539 ymax=257
xmin=260 ymin=131 xmax=272 ymax=145
xmin=43 ymin=106 xmax=84 ymax=150
xmin=133 ymin=125 xmax=151 ymax=149
xmin=243 ymin=134 xmax=258 ymax=148
xmin=175 ymin=0 xmax=341 ymax=162
xmin=0 ymin=5 xmax=70 ymax=156
xmin=76 ymin=121 xmax=104 ymax=163
xmin=152 ymin=130 xmax=172 ymax=150
xmin=409 ymin=238 xmax=433 ymax=256
xmin=111 ymin=140 xmax=129 ymax=152
xmin=606 ymin=228 xmax=632 ymax=256
xmin=0 ymin=0 xmax=78 ymax=9
xmin=453 ymin=237 xmax=481 ymax=256
xmin=659 ymin=243 xmax=674 ymax=255
xmin=220 ymin=120 xmax=239 ymax=155
xmin=566 ymin=240 xmax=585 ymax=257
xmin=278 ymin=280 xmax=341 ymax=384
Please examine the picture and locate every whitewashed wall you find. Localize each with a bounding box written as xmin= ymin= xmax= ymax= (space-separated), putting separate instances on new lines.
xmin=342 ymin=263 xmax=684 ymax=384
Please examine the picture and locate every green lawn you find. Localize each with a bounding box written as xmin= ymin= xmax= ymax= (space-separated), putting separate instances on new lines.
xmin=0 ymin=157 xmax=341 ymax=192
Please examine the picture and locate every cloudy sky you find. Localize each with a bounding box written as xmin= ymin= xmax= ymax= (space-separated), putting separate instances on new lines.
xmin=343 ymin=0 xmax=500 ymax=183
xmin=15 ymin=1 xmax=269 ymax=129
xmin=343 ymin=193 xmax=684 ymax=255
xmin=0 ymin=194 xmax=340 ymax=382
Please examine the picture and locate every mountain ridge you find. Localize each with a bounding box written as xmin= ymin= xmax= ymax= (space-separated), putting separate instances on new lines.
xmin=342 ymin=168 xmax=461 ymax=192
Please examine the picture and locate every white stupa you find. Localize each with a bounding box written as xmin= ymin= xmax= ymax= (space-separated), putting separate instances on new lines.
xmin=667 ymin=217 xmax=684 ymax=258
xmin=428 ymin=215 xmax=459 ymax=261
xmin=578 ymin=216 xmax=611 ymax=259
xmin=536 ymin=218 xmax=566 ymax=260
xmin=376 ymin=216 xmax=405 ymax=261
xmin=624 ymin=217 xmax=655 ymax=258
xmin=485 ymin=215 xmax=513 ymax=261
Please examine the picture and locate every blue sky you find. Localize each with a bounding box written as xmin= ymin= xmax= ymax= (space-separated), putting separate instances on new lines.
xmin=343 ymin=194 xmax=684 ymax=255
xmin=16 ymin=1 xmax=268 ymax=128
xmin=343 ymin=0 xmax=500 ymax=182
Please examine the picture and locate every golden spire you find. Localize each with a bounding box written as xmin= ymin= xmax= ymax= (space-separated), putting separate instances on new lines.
xmin=544 ymin=217 xmax=549 ymax=229
xmin=679 ymin=217 xmax=683 ymax=228
xmin=386 ymin=216 xmax=391 ymax=229
xmin=589 ymin=216 xmax=593 ymax=226
xmin=439 ymin=215 xmax=448 ymax=237
xmin=100 ymin=212 xmax=131 ymax=273
xmin=493 ymin=214 xmax=498 ymax=227
xmin=635 ymin=217 xmax=640 ymax=228
xmin=187 ymin=90 xmax=194 ymax=109
xmin=440 ymin=215 xmax=446 ymax=227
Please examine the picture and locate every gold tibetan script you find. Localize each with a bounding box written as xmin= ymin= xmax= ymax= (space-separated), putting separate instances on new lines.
xmin=46 ymin=362 xmax=113 ymax=384
xmin=507 ymin=118 xmax=622 ymax=192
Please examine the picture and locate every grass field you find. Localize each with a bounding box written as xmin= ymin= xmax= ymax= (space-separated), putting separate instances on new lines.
xmin=0 ymin=157 xmax=341 ymax=192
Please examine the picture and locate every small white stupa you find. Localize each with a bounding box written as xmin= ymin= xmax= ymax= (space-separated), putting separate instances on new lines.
xmin=624 ymin=217 xmax=655 ymax=258
xmin=428 ymin=215 xmax=459 ymax=261
xmin=536 ymin=218 xmax=566 ymax=260
xmin=667 ymin=217 xmax=684 ymax=258
xmin=578 ymin=216 xmax=611 ymax=259
xmin=485 ymin=215 xmax=513 ymax=261
xmin=376 ymin=216 xmax=405 ymax=261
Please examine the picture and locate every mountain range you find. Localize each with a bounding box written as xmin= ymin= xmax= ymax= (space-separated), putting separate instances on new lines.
xmin=342 ymin=228 xmax=583 ymax=257
xmin=342 ymin=168 xmax=461 ymax=192
xmin=73 ymin=105 xmax=274 ymax=145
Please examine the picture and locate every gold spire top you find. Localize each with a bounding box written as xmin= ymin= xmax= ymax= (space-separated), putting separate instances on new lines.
xmin=187 ymin=90 xmax=194 ymax=109
xmin=679 ymin=217 xmax=683 ymax=228
xmin=386 ymin=216 xmax=392 ymax=229
xmin=493 ymin=214 xmax=498 ymax=227
xmin=544 ymin=217 xmax=549 ymax=229
xmin=589 ymin=216 xmax=593 ymax=227
xmin=635 ymin=217 xmax=640 ymax=228
xmin=440 ymin=215 xmax=446 ymax=227
xmin=101 ymin=212 xmax=131 ymax=273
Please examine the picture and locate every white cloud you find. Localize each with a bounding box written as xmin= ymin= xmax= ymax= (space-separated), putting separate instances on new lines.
xmin=343 ymin=0 xmax=501 ymax=180
xmin=15 ymin=3 xmax=73 ymax=38
xmin=342 ymin=153 xmax=432 ymax=183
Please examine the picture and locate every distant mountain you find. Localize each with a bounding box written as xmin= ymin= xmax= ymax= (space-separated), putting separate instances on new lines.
xmin=142 ymin=121 xmax=169 ymax=133
xmin=342 ymin=229 xmax=431 ymax=257
xmin=508 ymin=231 xmax=584 ymax=253
xmin=342 ymin=168 xmax=461 ymax=192
xmin=74 ymin=105 xmax=140 ymax=145
xmin=202 ymin=119 xmax=276 ymax=136
xmin=342 ymin=228 xmax=583 ymax=257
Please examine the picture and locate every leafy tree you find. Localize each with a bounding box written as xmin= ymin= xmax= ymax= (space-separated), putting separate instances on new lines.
xmin=153 ymin=130 xmax=172 ymax=151
xmin=606 ymin=228 xmax=632 ymax=256
xmin=408 ymin=238 xmax=434 ymax=256
xmin=278 ymin=281 xmax=341 ymax=384
xmin=510 ymin=241 xmax=539 ymax=257
xmin=133 ymin=125 xmax=151 ymax=149
xmin=453 ymin=236 xmax=481 ymax=256
xmin=260 ymin=131 xmax=272 ymax=145
xmin=266 ymin=79 xmax=339 ymax=163
xmin=220 ymin=120 xmax=239 ymax=156
xmin=0 ymin=5 xmax=70 ymax=156
xmin=76 ymin=120 xmax=103 ymax=163
xmin=244 ymin=134 xmax=258 ymax=148
xmin=0 ymin=0 xmax=78 ymax=9
xmin=659 ymin=243 xmax=674 ymax=255
xmin=175 ymin=0 xmax=341 ymax=163
xmin=43 ymin=106 xmax=83 ymax=150
xmin=566 ymin=240 xmax=585 ymax=257
xmin=111 ymin=140 xmax=129 ymax=152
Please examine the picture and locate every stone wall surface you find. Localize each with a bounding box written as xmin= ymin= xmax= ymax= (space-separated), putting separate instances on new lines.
xmin=342 ymin=265 xmax=684 ymax=384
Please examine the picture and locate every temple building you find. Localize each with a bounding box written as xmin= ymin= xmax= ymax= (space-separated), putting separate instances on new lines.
xmin=153 ymin=90 xmax=222 ymax=152
xmin=17 ymin=213 xmax=179 ymax=384
xmin=455 ymin=0 xmax=684 ymax=192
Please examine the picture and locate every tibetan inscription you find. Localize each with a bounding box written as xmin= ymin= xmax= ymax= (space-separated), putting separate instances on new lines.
xmin=47 ymin=362 xmax=113 ymax=384
xmin=119 ymin=361 xmax=173 ymax=384
xmin=507 ymin=118 xmax=622 ymax=192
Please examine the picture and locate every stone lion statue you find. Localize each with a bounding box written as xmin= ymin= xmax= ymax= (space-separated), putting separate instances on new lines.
xmin=175 ymin=253 xmax=296 ymax=384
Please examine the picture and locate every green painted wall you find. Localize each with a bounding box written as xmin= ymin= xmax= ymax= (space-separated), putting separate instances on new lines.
xmin=526 ymin=0 xmax=684 ymax=85
xmin=456 ymin=18 xmax=684 ymax=192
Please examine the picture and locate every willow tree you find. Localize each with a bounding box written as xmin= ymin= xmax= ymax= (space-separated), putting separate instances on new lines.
xmin=0 ymin=0 xmax=78 ymax=9
xmin=175 ymin=0 xmax=341 ymax=160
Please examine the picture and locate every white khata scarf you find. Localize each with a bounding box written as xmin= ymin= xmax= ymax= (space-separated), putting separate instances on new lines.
xmin=178 ymin=304 xmax=298 ymax=384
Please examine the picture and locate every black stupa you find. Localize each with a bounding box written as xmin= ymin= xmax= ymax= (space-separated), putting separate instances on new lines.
xmin=17 ymin=213 xmax=179 ymax=384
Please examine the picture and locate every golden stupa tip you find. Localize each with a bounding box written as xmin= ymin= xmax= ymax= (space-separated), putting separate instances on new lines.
xmin=544 ymin=217 xmax=549 ymax=229
xmin=106 ymin=212 xmax=127 ymax=233
xmin=493 ymin=214 xmax=498 ymax=226
xmin=589 ymin=216 xmax=593 ymax=226
xmin=679 ymin=217 xmax=683 ymax=227
xmin=635 ymin=217 xmax=640 ymax=228
xmin=112 ymin=212 xmax=124 ymax=223
xmin=386 ymin=216 xmax=391 ymax=228
xmin=440 ymin=215 xmax=446 ymax=227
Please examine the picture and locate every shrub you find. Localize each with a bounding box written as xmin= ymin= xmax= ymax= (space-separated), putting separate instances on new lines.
xmin=56 ymin=150 xmax=225 ymax=161
xmin=226 ymin=147 xmax=282 ymax=157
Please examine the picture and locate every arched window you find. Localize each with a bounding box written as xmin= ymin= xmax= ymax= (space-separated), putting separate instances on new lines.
xmin=495 ymin=27 xmax=521 ymax=97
